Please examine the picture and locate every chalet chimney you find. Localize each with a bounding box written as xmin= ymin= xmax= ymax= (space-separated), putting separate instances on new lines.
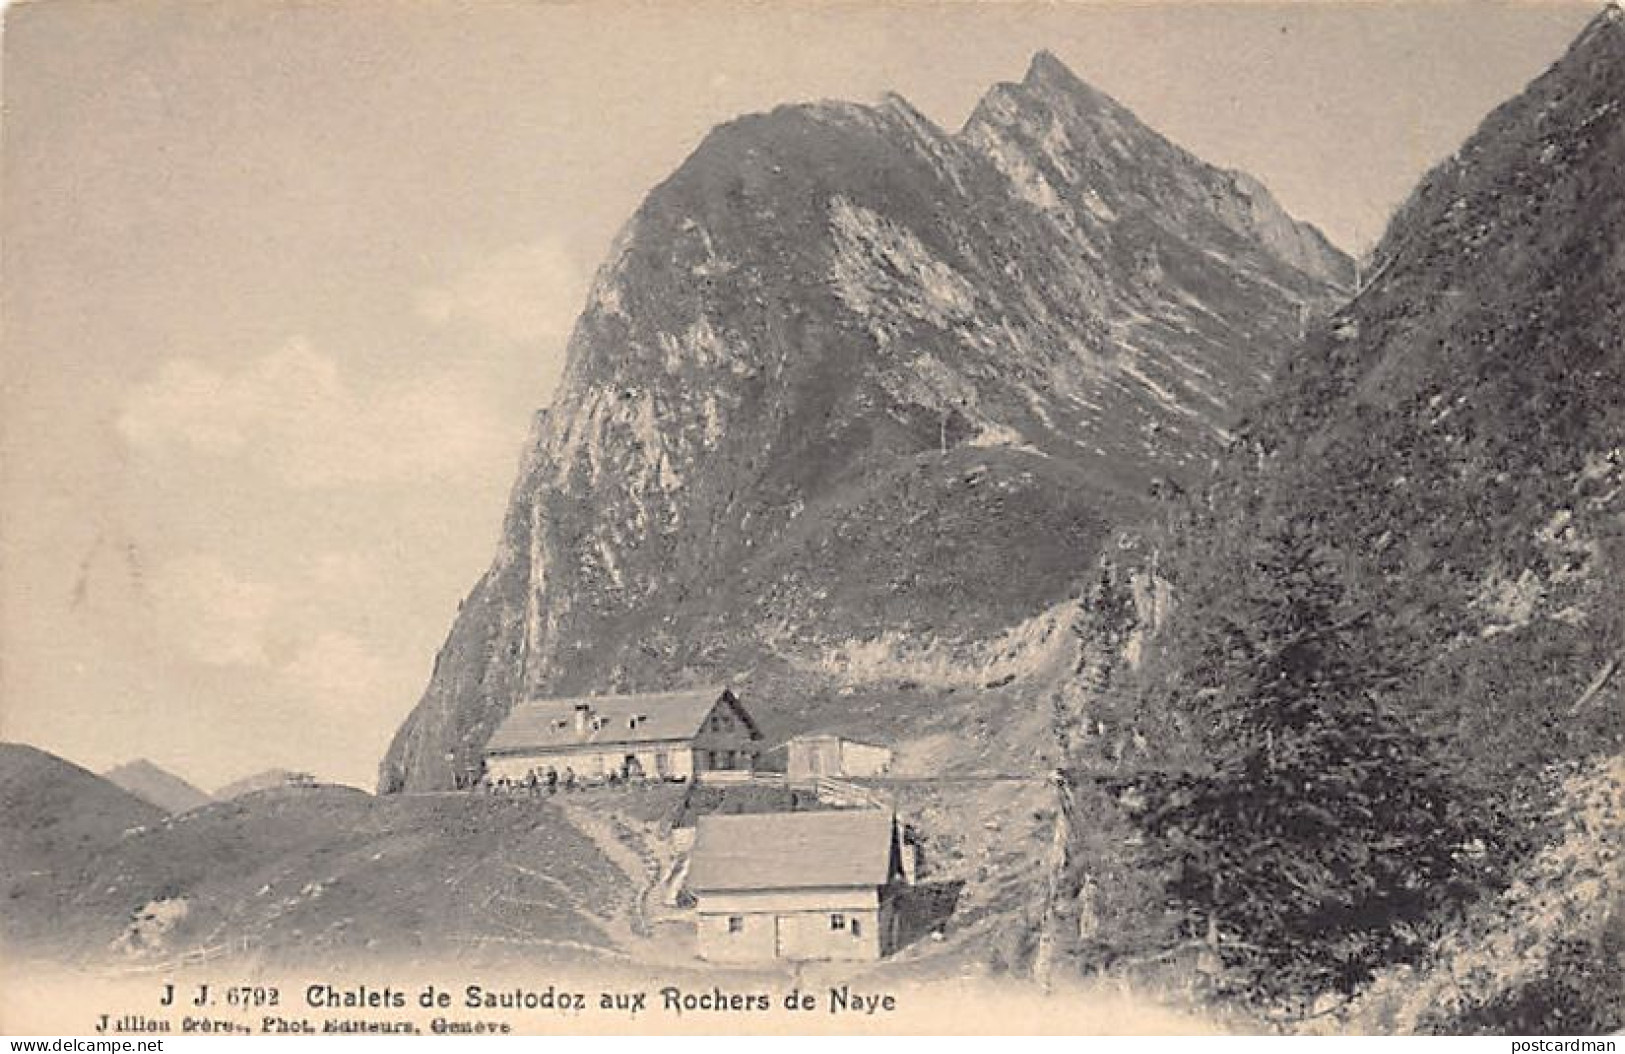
xmin=574 ymin=703 xmax=591 ymax=734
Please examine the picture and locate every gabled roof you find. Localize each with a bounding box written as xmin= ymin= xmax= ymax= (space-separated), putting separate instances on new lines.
xmin=485 ymin=686 xmax=750 ymax=755
xmin=687 ymin=809 xmax=899 ymax=893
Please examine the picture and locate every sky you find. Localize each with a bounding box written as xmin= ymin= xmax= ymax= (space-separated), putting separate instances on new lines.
xmin=0 ymin=0 xmax=1600 ymax=792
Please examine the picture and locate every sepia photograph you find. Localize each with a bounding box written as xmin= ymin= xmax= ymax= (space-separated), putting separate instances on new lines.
xmin=1 ymin=0 xmax=1621 ymax=1038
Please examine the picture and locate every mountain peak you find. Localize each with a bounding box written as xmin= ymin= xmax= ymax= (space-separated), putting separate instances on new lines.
xmin=104 ymin=758 xmax=212 ymax=814
xmin=1371 ymin=0 xmax=1624 ymax=273
xmin=875 ymin=90 xmax=944 ymax=134
xmin=381 ymin=45 xmax=1353 ymax=792
xmin=1581 ymin=0 xmax=1625 ymax=43
xmin=1020 ymin=49 xmax=1113 ymax=107
xmin=1549 ymin=3 xmax=1625 ymax=72
xmin=1024 ymin=50 xmax=1075 ymax=86
xmin=1571 ymin=0 xmax=1625 ymax=41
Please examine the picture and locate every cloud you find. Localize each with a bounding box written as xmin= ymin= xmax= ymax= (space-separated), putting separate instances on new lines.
xmin=415 ymin=239 xmax=587 ymax=346
xmin=144 ymin=552 xmax=411 ymax=721
xmin=147 ymin=554 xmax=283 ymax=667
xmin=283 ymin=630 xmax=396 ymax=709
xmin=305 ymin=551 xmax=374 ymax=591
xmin=116 ymin=339 xmax=509 ymax=488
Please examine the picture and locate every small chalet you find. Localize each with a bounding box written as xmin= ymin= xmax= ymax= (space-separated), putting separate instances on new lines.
xmin=687 ymin=809 xmax=907 ymax=962
xmin=483 ymin=686 xmax=761 ymax=785
xmin=779 ymin=733 xmax=893 ymax=784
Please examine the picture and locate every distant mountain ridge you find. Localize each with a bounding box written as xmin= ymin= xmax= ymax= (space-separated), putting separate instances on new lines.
xmin=103 ymin=759 xmax=211 ymax=815
xmin=214 ymin=768 xmax=314 ymax=801
xmin=381 ymin=52 xmax=1351 ymax=791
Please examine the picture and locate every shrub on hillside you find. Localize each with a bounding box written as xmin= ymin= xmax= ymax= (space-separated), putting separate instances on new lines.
xmin=1126 ymin=520 xmax=1502 ymax=1005
xmin=1339 ymin=756 xmax=1625 ymax=1035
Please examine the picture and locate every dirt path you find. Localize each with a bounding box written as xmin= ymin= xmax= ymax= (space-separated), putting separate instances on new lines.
xmin=554 ymin=801 xmax=697 ymax=965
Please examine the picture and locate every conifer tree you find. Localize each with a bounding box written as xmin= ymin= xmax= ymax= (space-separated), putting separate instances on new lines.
xmin=1136 ymin=520 xmax=1497 ymax=1001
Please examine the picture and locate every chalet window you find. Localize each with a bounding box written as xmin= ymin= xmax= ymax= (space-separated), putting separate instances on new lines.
xmin=851 ymin=918 xmax=862 ymax=938
xmin=830 ymin=913 xmax=846 ymax=930
xmin=727 ymin=916 xmax=744 ymax=934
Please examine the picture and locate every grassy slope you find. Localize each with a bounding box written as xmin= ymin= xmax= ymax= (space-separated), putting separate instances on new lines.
xmin=1 ymin=744 xmax=167 ymax=952
xmin=0 ymin=744 xmax=164 ymax=863
xmin=3 ymin=776 xmax=650 ymax=971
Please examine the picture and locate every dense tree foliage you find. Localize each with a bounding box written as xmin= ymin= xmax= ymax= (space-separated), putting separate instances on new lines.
xmin=1127 ymin=518 xmax=1501 ymax=1001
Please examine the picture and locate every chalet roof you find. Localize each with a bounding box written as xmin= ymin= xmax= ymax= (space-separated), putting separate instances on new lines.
xmin=763 ymin=732 xmax=891 ymax=755
xmin=687 ymin=809 xmax=898 ymax=893
xmin=784 ymin=733 xmax=889 ymax=749
xmin=485 ymin=686 xmax=746 ymax=754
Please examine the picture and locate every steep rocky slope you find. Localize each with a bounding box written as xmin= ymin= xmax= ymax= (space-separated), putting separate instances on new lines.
xmin=1226 ymin=4 xmax=1625 ymax=791
xmin=383 ymin=53 xmax=1351 ymax=791
xmin=1061 ymin=7 xmax=1625 ymax=1018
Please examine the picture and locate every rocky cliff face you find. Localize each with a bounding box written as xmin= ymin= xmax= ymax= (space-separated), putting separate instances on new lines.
xmin=381 ymin=53 xmax=1351 ymax=792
